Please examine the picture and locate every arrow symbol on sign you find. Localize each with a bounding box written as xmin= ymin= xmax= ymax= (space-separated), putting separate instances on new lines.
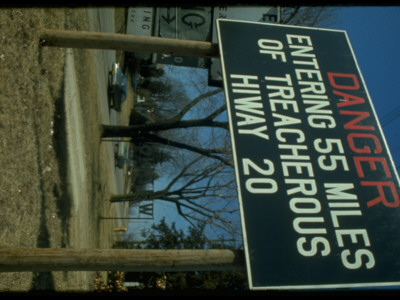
xmin=162 ymin=8 xmax=176 ymax=24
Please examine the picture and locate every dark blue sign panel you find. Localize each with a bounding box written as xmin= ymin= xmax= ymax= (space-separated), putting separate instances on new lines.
xmin=217 ymin=19 xmax=400 ymax=290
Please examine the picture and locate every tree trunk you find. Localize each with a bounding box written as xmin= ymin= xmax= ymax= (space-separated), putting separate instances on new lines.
xmin=100 ymin=119 xmax=229 ymax=139
xmin=110 ymin=192 xmax=156 ymax=203
xmin=101 ymin=124 xmax=140 ymax=139
xmin=101 ymin=125 xmax=232 ymax=166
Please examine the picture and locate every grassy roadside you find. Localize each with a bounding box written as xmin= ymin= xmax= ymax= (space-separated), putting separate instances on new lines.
xmin=0 ymin=7 xmax=129 ymax=292
xmin=0 ymin=8 xmax=67 ymax=291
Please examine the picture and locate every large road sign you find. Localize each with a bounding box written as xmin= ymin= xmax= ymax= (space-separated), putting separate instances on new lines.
xmin=217 ymin=19 xmax=400 ymax=290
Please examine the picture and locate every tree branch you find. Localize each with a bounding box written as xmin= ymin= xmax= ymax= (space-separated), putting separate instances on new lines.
xmin=172 ymin=88 xmax=223 ymax=121
xmin=139 ymin=133 xmax=233 ymax=167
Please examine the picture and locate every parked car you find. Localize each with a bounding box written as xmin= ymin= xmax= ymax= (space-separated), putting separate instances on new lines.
xmin=108 ymin=62 xmax=127 ymax=112
xmin=115 ymin=142 xmax=129 ymax=169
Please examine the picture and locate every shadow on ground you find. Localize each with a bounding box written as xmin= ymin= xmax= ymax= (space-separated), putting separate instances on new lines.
xmin=30 ymin=73 xmax=73 ymax=291
xmin=52 ymin=76 xmax=72 ymax=248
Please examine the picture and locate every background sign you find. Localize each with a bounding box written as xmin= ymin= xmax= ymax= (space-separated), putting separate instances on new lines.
xmin=217 ymin=19 xmax=400 ymax=290
xmin=155 ymin=7 xmax=212 ymax=68
xmin=154 ymin=6 xmax=278 ymax=72
xmin=158 ymin=7 xmax=212 ymax=40
xmin=126 ymin=7 xmax=154 ymax=60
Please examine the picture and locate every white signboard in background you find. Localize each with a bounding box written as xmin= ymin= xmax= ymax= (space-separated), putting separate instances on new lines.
xmin=126 ymin=7 xmax=155 ymax=60
xmin=158 ymin=7 xmax=212 ymax=40
xmin=155 ymin=7 xmax=212 ymax=68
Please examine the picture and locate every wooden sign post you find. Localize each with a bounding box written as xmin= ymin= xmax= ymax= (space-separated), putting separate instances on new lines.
xmin=0 ymin=249 xmax=244 ymax=272
xmin=39 ymin=29 xmax=219 ymax=58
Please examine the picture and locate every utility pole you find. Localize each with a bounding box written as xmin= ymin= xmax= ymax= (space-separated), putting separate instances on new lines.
xmin=39 ymin=29 xmax=219 ymax=58
xmin=0 ymin=249 xmax=244 ymax=272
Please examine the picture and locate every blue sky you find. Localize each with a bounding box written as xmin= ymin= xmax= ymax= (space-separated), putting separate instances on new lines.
xmin=329 ymin=6 xmax=400 ymax=171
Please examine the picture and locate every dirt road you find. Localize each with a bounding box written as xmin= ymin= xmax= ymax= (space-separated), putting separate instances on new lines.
xmin=86 ymin=8 xmax=131 ymax=229
xmin=56 ymin=7 xmax=133 ymax=290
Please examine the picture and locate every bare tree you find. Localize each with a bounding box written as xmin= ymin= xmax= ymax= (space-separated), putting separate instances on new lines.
xmin=281 ymin=6 xmax=338 ymax=27
xmin=102 ymin=88 xmax=226 ymax=134
xmin=110 ymin=156 xmax=239 ymax=237
xmin=101 ymin=87 xmax=232 ymax=165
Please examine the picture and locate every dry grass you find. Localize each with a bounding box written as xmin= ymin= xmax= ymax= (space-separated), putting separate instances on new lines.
xmin=0 ymin=8 xmax=67 ymax=291
xmin=0 ymin=7 xmax=128 ymax=292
